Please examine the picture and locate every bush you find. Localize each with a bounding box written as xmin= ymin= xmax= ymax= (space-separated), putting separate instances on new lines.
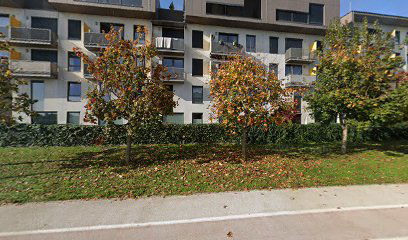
xmin=0 ymin=123 xmax=407 ymax=147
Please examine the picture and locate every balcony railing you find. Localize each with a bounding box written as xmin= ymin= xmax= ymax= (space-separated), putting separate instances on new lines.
xmin=0 ymin=27 xmax=57 ymax=46
xmin=285 ymin=48 xmax=316 ymax=63
xmin=211 ymin=40 xmax=243 ymax=55
xmin=282 ymin=75 xmax=316 ymax=88
xmin=155 ymin=37 xmax=185 ymax=52
xmin=165 ymin=67 xmax=185 ymax=82
xmin=74 ymin=0 xmax=142 ymax=7
xmin=84 ymin=32 xmax=110 ymax=48
xmin=10 ymin=60 xmax=58 ymax=78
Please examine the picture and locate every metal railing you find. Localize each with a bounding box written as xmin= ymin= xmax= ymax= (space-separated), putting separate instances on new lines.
xmin=166 ymin=67 xmax=185 ymax=81
xmin=84 ymin=32 xmax=110 ymax=47
xmin=9 ymin=27 xmax=55 ymax=44
xmin=155 ymin=37 xmax=185 ymax=52
xmin=10 ymin=60 xmax=58 ymax=78
xmin=211 ymin=40 xmax=243 ymax=55
xmin=74 ymin=0 xmax=142 ymax=7
xmin=282 ymin=75 xmax=316 ymax=88
xmin=285 ymin=48 xmax=316 ymax=62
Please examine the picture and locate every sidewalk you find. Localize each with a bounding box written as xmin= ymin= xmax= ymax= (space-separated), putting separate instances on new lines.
xmin=1 ymin=184 xmax=407 ymax=239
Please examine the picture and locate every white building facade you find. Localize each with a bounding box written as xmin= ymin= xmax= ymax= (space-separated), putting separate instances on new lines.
xmin=1 ymin=0 xmax=341 ymax=125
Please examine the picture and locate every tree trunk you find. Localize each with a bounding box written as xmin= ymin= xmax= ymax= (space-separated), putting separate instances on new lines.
xmin=126 ymin=131 xmax=132 ymax=163
xmin=241 ymin=127 xmax=248 ymax=162
xmin=340 ymin=115 xmax=348 ymax=154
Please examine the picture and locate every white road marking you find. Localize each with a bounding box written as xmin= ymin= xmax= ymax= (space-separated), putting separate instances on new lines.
xmin=0 ymin=204 xmax=407 ymax=237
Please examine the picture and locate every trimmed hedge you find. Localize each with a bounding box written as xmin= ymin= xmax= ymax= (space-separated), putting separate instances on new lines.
xmin=0 ymin=123 xmax=407 ymax=147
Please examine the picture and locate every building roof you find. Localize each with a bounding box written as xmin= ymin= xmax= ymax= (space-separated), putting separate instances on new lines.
xmin=342 ymin=11 xmax=408 ymax=27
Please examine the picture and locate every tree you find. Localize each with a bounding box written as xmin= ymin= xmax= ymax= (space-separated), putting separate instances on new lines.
xmin=0 ymin=34 xmax=34 ymax=125
xmin=210 ymin=54 xmax=295 ymax=161
xmin=305 ymin=20 xmax=404 ymax=154
xmin=169 ymin=1 xmax=175 ymax=10
xmin=74 ymin=28 xmax=176 ymax=162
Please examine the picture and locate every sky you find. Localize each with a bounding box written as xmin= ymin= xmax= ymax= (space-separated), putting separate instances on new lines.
xmin=158 ymin=0 xmax=408 ymax=18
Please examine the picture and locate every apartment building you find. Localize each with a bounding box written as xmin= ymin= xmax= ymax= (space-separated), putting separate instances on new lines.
xmin=0 ymin=0 xmax=340 ymax=125
xmin=341 ymin=11 xmax=408 ymax=71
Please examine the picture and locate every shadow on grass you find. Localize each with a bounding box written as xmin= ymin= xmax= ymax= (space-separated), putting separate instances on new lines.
xmin=58 ymin=140 xmax=408 ymax=171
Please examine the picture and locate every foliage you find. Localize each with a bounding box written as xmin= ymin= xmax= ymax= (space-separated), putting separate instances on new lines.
xmin=210 ymin=54 xmax=295 ymax=159
xmin=169 ymin=1 xmax=175 ymax=10
xmin=1 ymin=122 xmax=408 ymax=147
xmin=0 ymin=34 xmax=34 ymax=125
xmin=74 ymin=28 xmax=176 ymax=161
xmin=305 ymin=19 xmax=404 ymax=153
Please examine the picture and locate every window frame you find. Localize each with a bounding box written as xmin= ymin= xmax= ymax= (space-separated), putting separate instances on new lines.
xmin=192 ymin=86 xmax=204 ymax=104
xmin=68 ymin=51 xmax=81 ymax=72
xmin=31 ymin=111 xmax=58 ymax=125
xmin=68 ymin=19 xmax=81 ymax=40
xmin=192 ymin=30 xmax=204 ymax=49
xmin=246 ymin=34 xmax=256 ymax=52
xmin=67 ymin=82 xmax=81 ymax=102
xmin=309 ymin=3 xmax=324 ymax=25
xmin=67 ymin=111 xmax=81 ymax=125
xmin=192 ymin=113 xmax=203 ymax=124
xmin=133 ymin=25 xmax=146 ymax=44
xmin=30 ymin=80 xmax=44 ymax=111
xmin=192 ymin=58 xmax=204 ymax=76
xmin=269 ymin=36 xmax=279 ymax=54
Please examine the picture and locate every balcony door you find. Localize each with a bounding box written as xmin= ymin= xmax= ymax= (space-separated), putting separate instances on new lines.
xmin=31 ymin=17 xmax=58 ymax=34
xmin=31 ymin=49 xmax=58 ymax=63
xmin=285 ymin=38 xmax=303 ymax=51
xmin=100 ymin=22 xmax=124 ymax=38
xmin=218 ymin=33 xmax=238 ymax=44
xmin=162 ymin=28 xmax=184 ymax=39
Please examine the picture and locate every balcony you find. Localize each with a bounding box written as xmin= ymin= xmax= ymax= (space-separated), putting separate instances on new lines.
xmin=285 ymin=48 xmax=316 ymax=64
xmin=10 ymin=60 xmax=58 ymax=78
xmin=164 ymin=67 xmax=185 ymax=83
xmin=0 ymin=27 xmax=57 ymax=47
xmin=282 ymin=75 xmax=315 ymax=88
xmin=74 ymin=0 xmax=142 ymax=7
xmin=211 ymin=40 xmax=243 ymax=57
xmin=84 ymin=32 xmax=110 ymax=49
xmin=155 ymin=37 xmax=185 ymax=55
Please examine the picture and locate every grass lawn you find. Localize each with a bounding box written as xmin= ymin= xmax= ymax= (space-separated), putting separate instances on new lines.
xmin=1 ymin=141 xmax=408 ymax=204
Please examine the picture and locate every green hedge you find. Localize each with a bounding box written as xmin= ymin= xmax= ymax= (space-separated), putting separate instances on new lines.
xmin=0 ymin=123 xmax=407 ymax=147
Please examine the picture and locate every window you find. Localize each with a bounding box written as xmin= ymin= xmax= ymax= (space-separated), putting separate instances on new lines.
xmin=162 ymin=28 xmax=184 ymax=39
xmin=192 ymin=113 xmax=203 ymax=124
xmin=192 ymin=59 xmax=203 ymax=76
xmin=100 ymin=22 xmax=124 ymax=38
xmin=68 ymin=19 xmax=81 ymax=40
xmin=206 ymin=3 xmax=226 ymax=16
xmin=206 ymin=2 xmax=260 ymax=19
xmin=246 ymin=35 xmax=256 ymax=52
xmin=309 ymin=4 xmax=324 ymax=25
xmin=192 ymin=30 xmax=203 ymax=49
xmin=68 ymin=82 xmax=81 ymax=102
xmin=293 ymin=12 xmax=308 ymax=23
xmin=31 ymin=81 xmax=44 ymax=111
xmin=68 ymin=52 xmax=81 ymax=72
xmin=192 ymin=86 xmax=204 ymax=104
xmin=395 ymin=31 xmax=401 ymax=44
xmin=32 ymin=112 xmax=57 ymax=125
xmin=163 ymin=113 xmax=184 ymax=124
xmin=31 ymin=17 xmax=58 ymax=34
xmin=269 ymin=37 xmax=279 ymax=54
xmin=67 ymin=112 xmax=80 ymax=125
xmin=285 ymin=65 xmax=303 ymax=76
xmin=31 ymin=49 xmax=58 ymax=63
xmin=285 ymin=38 xmax=303 ymax=51
xmin=294 ymin=93 xmax=302 ymax=113
xmin=134 ymin=25 xmax=145 ymax=44
xmin=218 ymin=33 xmax=238 ymax=44
xmin=166 ymin=85 xmax=174 ymax=92
xmin=276 ymin=10 xmax=292 ymax=21
xmin=163 ymin=57 xmax=184 ymax=68
xmin=269 ymin=63 xmax=278 ymax=75
xmin=226 ymin=5 xmax=243 ymax=17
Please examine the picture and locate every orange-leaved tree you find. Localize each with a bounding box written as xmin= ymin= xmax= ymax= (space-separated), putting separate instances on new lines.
xmin=75 ymin=28 xmax=176 ymax=162
xmin=210 ymin=54 xmax=296 ymax=161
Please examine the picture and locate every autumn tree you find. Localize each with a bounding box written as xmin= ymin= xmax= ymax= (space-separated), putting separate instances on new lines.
xmin=75 ymin=28 xmax=176 ymax=162
xmin=210 ymin=54 xmax=295 ymax=161
xmin=305 ymin=20 xmax=404 ymax=154
xmin=0 ymin=34 xmax=34 ymax=125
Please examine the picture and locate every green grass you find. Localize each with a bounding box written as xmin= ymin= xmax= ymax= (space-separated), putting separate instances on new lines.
xmin=1 ymin=141 xmax=408 ymax=204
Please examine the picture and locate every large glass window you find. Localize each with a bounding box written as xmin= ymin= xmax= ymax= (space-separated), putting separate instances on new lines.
xmin=246 ymin=35 xmax=256 ymax=52
xmin=68 ymin=19 xmax=81 ymax=40
xmin=68 ymin=82 xmax=81 ymax=102
xmin=163 ymin=57 xmax=184 ymax=68
xmin=192 ymin=86 xmax=203 ymax=104
xmin=163 ymin=113 xmax=184 ymax=124
xmin=67 ymin=112 xmax=80 ymax=125
xmin=285 ymin=38 xmax=303 ymax=51
xmin=32 ymin=112 xmax=57 ymax=125
xmin=134 ymin=25 xmax=145 ymax=44
xmin=192 ymin=30 xmax=203 ymax=49
xmin=68 ymin=52 xmax=81 ymax=72
xmin=31 ymin=49 xmax=58 ymax=63
xmin=269 ymin=37 xmax=279 ymax=54
xmin=31 ymin=81 xmax=44 ymax=111
xmin=309 ymin=4 xmax=324 ymax=25
xmin=285 ymin=65 xmax=303 ymax=76
xmin=192 ymin=113 xmax=203 ymax=124
xmin=218 ymin=33 xmax=238 ymax=44
xmin=31 ymin=17 xmax=58 ymax=34
xmin=192 ymin=59 xmax=203 ymax=76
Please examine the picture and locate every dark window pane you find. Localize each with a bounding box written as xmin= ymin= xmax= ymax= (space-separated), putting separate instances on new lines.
xmin=293 ymin=12 xmax=308 ymax=23
xmin=192 ymin=113 xmax=203 ymax=124
xmin=68 ymin=82 xmax=81 ymax=102
xmin=192 ymin=86 xmax=203 ymax=104
xmin=163 ymin=57 xmax=184 ymax=68
xmin=285 ymin=64 xmax=303 ymax=76
xmin=100 ymin=22 xmax=124 ymax=38
xmin=219 ymin=33 xmax=238 ymax=44
xmin=192 ymin=30 xmax=203 ymax=48
xmin=309 ymin=4 xmax=324 ymax=25
xmin=246 ymin=35 xmax=256 ymax=52
xmin=31 ymin=49 xmax=58 ymax=63
xmin=269 ymin=37 xmax=279 ymax=54
xmin=32 ymin=112 xmax=57 ymax=125
xmin=68 ymin=19 xmax=81 ymax=40
xmin=164 ymin=113 xmax=184 ymax=124
xmin=269 ymin=63 xmax=278 ymax=75
xmin=68 ymin=52 xmax=81 ymax=72
xmin=226 ymin=5 xmax=243 ymax=17
xmin=67 ymin=112 xmax=80 ymax=125
xmin=162 ymin=27 xmax=184 ymax=39
xmin=206 ymin=3 xmax=226 ymax=15
xmin=31 ymin=17 xmax=58 ymax=34
xmin=285 ymin=38 xmax=303 ymax=51
xmin=276 ymin=10 xmax=292 ymax=21
xmin=192 ymin=59 xmax=203 ymax=76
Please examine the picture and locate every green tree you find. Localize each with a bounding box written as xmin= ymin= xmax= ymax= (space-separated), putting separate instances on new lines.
xmin=75 ymin=28 xmax=176 ymax=162
xmin=0 ymin=35 xmax=34 ymax=125
xmin=210 ymin=54 xmax=295 ymax=161
xmin=169 ymin=1 xmax=175 ymax=10
xmin=305 ymin=20 xmax=404 ymax=153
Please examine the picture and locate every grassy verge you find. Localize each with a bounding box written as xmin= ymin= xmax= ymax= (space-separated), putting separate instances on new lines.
xmin=1 ymin=141 xmax=407 ymax=204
